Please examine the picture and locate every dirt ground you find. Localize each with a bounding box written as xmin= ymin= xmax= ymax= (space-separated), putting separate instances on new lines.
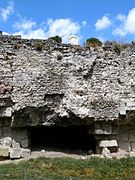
xmin=0 ymin=150 xmax=89 ymax=165
xmin=0 ymin=149 xmax=135 ymax=165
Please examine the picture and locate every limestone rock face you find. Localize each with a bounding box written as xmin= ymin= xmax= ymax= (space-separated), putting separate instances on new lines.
xmin=0 ymin=35 xmax=135 ymax=157
xmin=10 ymin=40 xmax=134 ymax=127
xmin=12 ymin=43 xmax=118 ymax=126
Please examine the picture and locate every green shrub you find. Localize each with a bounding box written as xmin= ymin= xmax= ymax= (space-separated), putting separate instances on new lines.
xmin=13 ymin=43 xmax=20 ymax=50
xmin=49 ymin=36 xmax=62 ymax=44
xmin=1 ymin=157 xmax=135 ymax=179
xmin=114 ymin=43 xmax=123 ymax=55
xmin=35 ymin=42 xmax=44 ymax=51
xmin=86 ymin=38 xmax=102 ymax=48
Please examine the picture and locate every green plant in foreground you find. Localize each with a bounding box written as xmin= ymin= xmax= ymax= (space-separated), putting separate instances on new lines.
xmin=0 ymin=157 xmax=135 ymax=179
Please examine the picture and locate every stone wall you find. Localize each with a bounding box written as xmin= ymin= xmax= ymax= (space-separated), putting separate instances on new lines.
xmin=0 ymin=34 xmax=135 ymax=158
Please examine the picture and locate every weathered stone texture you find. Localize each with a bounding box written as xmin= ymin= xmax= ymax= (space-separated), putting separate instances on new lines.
xmin=99 ymin=140 xmax=118 ymax=148
xmin=21 ymin=148 xmax=31 ymax=158
xmin=10 ymin=148 xmax=22 ymax=159
xmin=0 ymin=35 xmax=135 ymax=157
xmin=0 ymin=146 xmax=9 ymax=157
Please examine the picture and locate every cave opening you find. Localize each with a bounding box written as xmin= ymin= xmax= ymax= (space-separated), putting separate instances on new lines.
xmin=30 ymin=126 xmax=96 ymax=154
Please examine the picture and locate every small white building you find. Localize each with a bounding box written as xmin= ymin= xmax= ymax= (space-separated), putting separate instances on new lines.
xmin=69 ymin=36 xmax=79 ymax=45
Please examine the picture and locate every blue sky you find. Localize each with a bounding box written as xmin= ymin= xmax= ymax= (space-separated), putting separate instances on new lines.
xmin=0 ymin=0 xmax=135 ymax=44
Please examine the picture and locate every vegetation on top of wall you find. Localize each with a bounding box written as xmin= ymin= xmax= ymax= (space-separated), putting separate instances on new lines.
xmin=49 ymin=35 xmax=62 ymax=44
xmin=114 ymin=43 xmax=123 ymax=55
xmin=35 ymin=42 xmax=44 ymax=51
xmin=13 ymin=43 xmax=21 ymax=50
xmin=86 ymin=38 xmax=102 ymax=48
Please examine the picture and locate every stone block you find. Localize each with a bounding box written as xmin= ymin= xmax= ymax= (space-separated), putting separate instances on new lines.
xmin=118 ymin=142 xmax=131 ymax=152
xmin=0 ymin=107 xmax=12 ymax=117
xmin=99 ymin=140 xmax=118 ymax=148
xmin=102 ymin=147 xmax=112 ymax=159
xmin=1 ymin=137 xmax=12 ymax=147
xmin=131 ymin=143 xmax=135 ymax=151
xmin=10 ymin=148 xmax=21 ymax=159
xmin=119 ymin=106 xmax=126 ymax=115
xmin=12 ymin=140 xmax=20 ymax=148
xmin=0 ymin=55 xmax=5 ymax=59
xmin=95 ymin=129 xmax=111 ymax=135
xmin=0 ymin=146 xmax=10 ymax=157
xmin=21 ymin=139 xmax=29 ymax=148
xmin=127 ymin=101 xmax=135 ymax=107
xmin=4 ymin=107 xmax=12 ymax=117
xmin=21 ymin=148 xmax=31 ymax=158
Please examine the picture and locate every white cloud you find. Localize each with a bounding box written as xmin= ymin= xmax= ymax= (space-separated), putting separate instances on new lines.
xmin=13 ymin=18 xmax=83 ymax=43
xmin=2 ymin=31 xmax=10 ymax=35
xmin=124 ymin=8 xmax=135 ymax=34
xmin=46 ymin=18 xmax=81 ymax=43
xmin=113 ymin=28 xmax=126 ymax=37
xmin=113 ymin=8 xmax=135 ymax=37
xmin=13 ymin=19 xmax=36 ymax=31
xmin=117 ymin=14 xmax=126 ymax=22
xmin=12 ymin=19 xmax=47 ymax=39
xmin=97 ymin=36 xmax=105 ymax=42
xmin=95 ymin=15 xmax=112 ymax=31
xmin=1 ymin=0 xmax=14 ymax=22
xmin=13 ymin=29 xmax=47 ymax=39
xmin=81 ymin=21 xmax=87 ymax=27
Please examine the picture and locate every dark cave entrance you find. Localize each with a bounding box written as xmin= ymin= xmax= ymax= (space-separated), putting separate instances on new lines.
xmin=30 ymin=126 xmax=96 ymax=154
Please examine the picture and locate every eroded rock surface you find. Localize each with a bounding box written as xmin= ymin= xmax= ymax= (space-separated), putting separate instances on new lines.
xmin=0 ymin=35 xmax=135 ymax=159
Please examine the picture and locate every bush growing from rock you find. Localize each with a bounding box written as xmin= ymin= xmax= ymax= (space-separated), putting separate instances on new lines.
xmin=49 ymin=36 xmax=62 ymax=44
xmin=13 ymin=43 xmax=20 ymax=50
xmin=86 ymin=38 xmax=102 ymax=48
xmin=114 ymin=43 xmax=123 ymax=55
xmin=35 ymin=42 xmax=44 ymax=51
